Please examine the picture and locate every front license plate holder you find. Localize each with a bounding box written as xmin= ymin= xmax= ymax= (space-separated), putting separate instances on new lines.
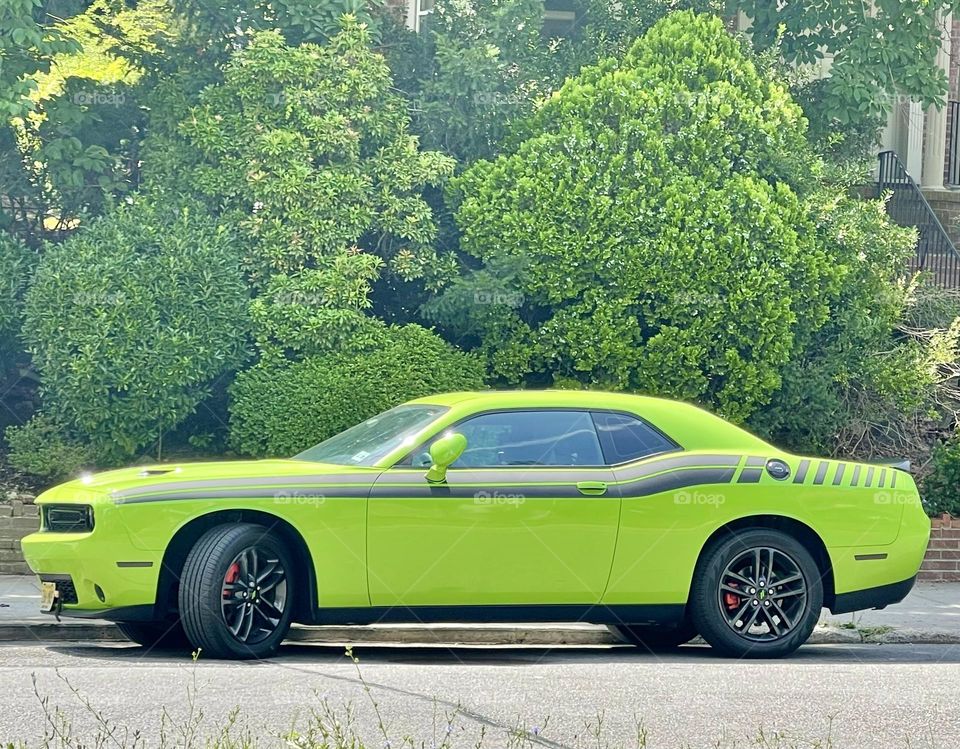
xmin=40 ymin=582 xmax=58 ymax=612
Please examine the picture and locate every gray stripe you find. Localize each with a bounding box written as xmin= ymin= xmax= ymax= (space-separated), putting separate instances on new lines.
xmin=832 ymin=463 xmax=846 ymax=486
xmin=793 ymin=460 xmax=810 ymax=484
xmin=813 ymin=461 xmax=829 ymax=485
xmin=865 ymin=467 xmax=875 ymax=488
xmin=891 ymin=470 xmax=898 ymax=488
xmin=744 ymin=456 xmax=767 ymax=468
xmin=738 ymin=468 xmax=762 ymax=483
xmin=116 ymin=467 xmax=737 ymax=504
xmin=112 ymin=472 xmax=378 ymax=500
xmin=878 ymin=468 xmax=887 ymax=488
xmin=850 ymin=465 xmax=861 ymax=487
xmin=613 ymin=453 xmax=741 ymax=481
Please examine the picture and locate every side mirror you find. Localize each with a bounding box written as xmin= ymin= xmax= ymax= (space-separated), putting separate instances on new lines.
xmin=425 ymin=432 xmax=467 ymax=483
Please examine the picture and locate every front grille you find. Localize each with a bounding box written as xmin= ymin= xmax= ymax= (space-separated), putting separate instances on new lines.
xmin=43 ymin=505 xmax=94 ymax=533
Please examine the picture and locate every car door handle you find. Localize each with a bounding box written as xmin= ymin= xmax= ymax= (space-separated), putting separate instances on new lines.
xmin=576 ymin=481 xmax=608 ymax=496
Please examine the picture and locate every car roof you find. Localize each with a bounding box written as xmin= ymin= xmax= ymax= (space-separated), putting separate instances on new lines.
xmin=405 ymin=390 xmax=774 ymax=453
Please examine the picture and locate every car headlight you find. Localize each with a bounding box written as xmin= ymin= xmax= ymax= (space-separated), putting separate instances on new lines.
xmin=42 ymin=505 xmax=95 ymax=533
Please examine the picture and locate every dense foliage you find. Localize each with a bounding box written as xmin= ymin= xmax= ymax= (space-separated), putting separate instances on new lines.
xmin=435 ymin=13 xmax=830 ymax=422
xmin=229 ymin=325 xmax=485 ymax=457
xmin=923 ymin=431 xmax=960 ymax=517
xmin=12 ymin=201 xmax=250 ymax=465
xmin=1 ymin=1 xmax=959 ymax=518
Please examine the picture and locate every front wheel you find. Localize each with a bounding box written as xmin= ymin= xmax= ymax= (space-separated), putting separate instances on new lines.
xmin=690 ymin=529 xmax=823 ymax=659
xmin=178 ymin=523 xmax=295 ymax=660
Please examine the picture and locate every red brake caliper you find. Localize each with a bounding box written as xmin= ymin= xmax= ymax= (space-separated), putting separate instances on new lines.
xmin=724 ymin=581 xmax=740 ymax=610
xmin=223 ymin=561 xmax=240 ymax=599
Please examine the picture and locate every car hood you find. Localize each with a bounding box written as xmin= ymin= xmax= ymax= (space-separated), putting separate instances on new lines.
xmin=36 ymin=459 xmax=383 ymax=505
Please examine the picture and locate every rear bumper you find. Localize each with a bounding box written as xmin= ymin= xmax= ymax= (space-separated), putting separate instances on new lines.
xmin=830 ymin=575 xmax=917 ymax=615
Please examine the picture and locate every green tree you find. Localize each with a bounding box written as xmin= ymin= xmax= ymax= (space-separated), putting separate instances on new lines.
xmin=15 ymin=200 xmax=250 ymax=464
xmin=434 ymin=12 xmax=834 ymax=422
xmin=740 ymin=0 xmax=960 ymax=126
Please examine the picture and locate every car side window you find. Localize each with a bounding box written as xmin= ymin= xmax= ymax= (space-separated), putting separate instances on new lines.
xmin=416 ymin=410 xmax=605 ymax=468
xmin=592 ymin=411 xmax=678 ymax=465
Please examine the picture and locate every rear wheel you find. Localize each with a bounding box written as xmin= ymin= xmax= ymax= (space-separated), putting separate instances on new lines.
xmin=609 ymin=620 xmax=698 ymax=651
xmin=116 ymin=620 xmax=189 ymax=651
xmin=690 ymin=529 xmax=823 ymax=659
xmin=178 ymin=523 xmax=294 ymax=660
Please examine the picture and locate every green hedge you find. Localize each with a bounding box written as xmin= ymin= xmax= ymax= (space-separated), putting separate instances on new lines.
xmin=923 ymin=433 xmax=960 ymax=517
xmin=229 ymin=324 xmax=486 ymax=457
xmin=15 ymin=200 xmax=250 ymax=464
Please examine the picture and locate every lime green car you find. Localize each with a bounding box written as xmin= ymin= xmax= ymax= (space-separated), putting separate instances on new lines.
xmin=22 ymin=390 xmax=929 ymax=659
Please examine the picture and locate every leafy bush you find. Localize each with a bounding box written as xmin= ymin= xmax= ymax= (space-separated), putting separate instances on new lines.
xmin=17 ymin=200 xmax=250 ymax=464
xmin=439 ymin=12 xmax=833 ymax=423
xmin=923 ymin=432 xmax=960 ymax=517
xmin=229 ymin=325 xmax=485 ymax=457
xmin=5 ymin=413 xmax=93 ymax=481
xmin=143 ymin=21 xmax=455 ymax=290
xmin=0 ymin=231 xmax=34 ymax=357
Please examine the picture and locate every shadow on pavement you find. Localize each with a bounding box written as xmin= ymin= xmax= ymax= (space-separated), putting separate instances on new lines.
xmin=39 ymin=640 xmax=960 ymax=666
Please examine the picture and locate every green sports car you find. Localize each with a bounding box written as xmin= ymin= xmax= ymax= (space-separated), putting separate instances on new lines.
xmin=23 ymin=390 xmax=929 ymax=659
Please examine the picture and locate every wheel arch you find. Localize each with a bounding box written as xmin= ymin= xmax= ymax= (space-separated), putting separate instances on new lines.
xmin=694 ymin=515 xmax=835 ymax=609
xmin=154 ymin=509 xmax=318 ymax=624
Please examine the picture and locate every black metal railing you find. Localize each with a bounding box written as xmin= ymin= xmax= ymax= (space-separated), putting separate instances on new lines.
xmin=948 ymin=101 xmax=960 ymax=187
xmin=878 ymin=150 xmax=960 ymax=287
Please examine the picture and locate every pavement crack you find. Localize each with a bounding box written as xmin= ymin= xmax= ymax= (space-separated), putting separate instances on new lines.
xmin=272 ymin=661 xmax=575 ymax=749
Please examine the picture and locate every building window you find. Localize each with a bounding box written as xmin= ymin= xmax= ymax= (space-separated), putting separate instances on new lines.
xmin=543 ymin=0 xmax=578 ymax=38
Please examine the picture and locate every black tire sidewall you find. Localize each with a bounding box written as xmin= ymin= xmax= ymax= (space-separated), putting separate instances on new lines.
xmin=179 ymin=523 xmax=295 ymax=660
xmin=691 ymin=529 xmax=823 ymax=659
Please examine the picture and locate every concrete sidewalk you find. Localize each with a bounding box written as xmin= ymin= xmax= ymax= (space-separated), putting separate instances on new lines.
xmin=1 ymin=574 xmax=958 ymax=646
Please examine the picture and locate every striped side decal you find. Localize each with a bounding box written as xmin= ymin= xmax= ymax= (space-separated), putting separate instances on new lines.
xmin=114 ymin=466 xmax=738 ymax=504
xmin=878 ymin=468 xmax=887 ymax=488
xmin=793 ymin=459 xmax=810 ymax=484
xmin=891 ymin=470 xmax=898 ymax=489
xmin=738 ymin=468 xmax=762 ymax=483
xmin=812 ymin=461 xmax=829 ymax=485
xmin=112 ymin=454 xmax=743 ymax=504
xmin=744 ymin=456 xmax=767 ymax=468
xmin=832 ymin=463 xmax=846 ymax=486
xmin=865 ymin=467 xmax=875 ymax=488
xmin=850 ymin=465 xmax=861 ymax=487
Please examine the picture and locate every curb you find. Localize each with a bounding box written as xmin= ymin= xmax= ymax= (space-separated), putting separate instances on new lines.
xmin=1 ymin=621 xmax=959 ymax=646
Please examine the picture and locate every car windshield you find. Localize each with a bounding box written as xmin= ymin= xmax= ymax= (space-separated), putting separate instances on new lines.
xmin=292 ymin=404 xmax=448 ymax=467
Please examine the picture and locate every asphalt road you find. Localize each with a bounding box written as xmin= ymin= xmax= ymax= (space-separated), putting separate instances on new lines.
xmin=2 ymin=641 xmax=959 ymax=748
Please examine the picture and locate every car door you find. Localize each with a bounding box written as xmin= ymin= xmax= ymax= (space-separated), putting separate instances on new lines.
xmin=366 ymin=409 xmax=621 ymax=608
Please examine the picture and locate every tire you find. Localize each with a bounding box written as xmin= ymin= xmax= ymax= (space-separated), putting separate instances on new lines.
xmin=178 ymin=523 xmax=295 ymax=660
xmin=116 ymin=620 xmax=190 ymax=651
xmin=608 ymin=620 xmax=698 ymax=651
xmin=690 ymin=528 xmax=823 ymax=659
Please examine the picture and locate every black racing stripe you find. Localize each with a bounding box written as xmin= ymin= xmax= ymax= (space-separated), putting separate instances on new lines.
xmin=813 ymin=461 xmax=829 ymax=485
xmin=793 ymin=459 xmax=810 ymax=484
xmin=617 ymin=467 xmax=736 ymax=499
xmin=832 ymin=463 xmax=846 ymax=486
xmin=744 ymin=456 xmax=767 ymax=468
xmin=116 ymin=487 xmax=369 ymax=504
xmin=117 ymin=467 xmax=737 ymax=504
xmin=738 ymin=468 xmax=762 ymax=483
xmin=878 ymin=468 xmax=887 ymax=488
xmin=113 ymin=474 xmax=377 ymax=500
xmin=850 ymin=465 xmax=861 ymax=487
xmin=865 ymin=467 xmax=875 ymax=488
